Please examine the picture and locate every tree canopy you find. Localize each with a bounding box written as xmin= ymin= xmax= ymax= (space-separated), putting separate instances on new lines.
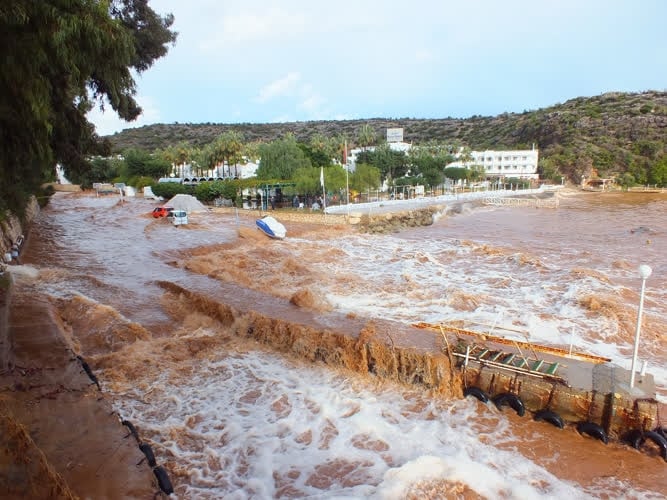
xmin=0 ymin=0 xmax=176 ymax=214
xmin=256 ymin=134 xmax=311 ymax=180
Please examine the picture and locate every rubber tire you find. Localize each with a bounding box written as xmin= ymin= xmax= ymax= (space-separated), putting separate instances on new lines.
xmin=533 ymin=409 xmax=564 ymax=429
xmin=621 ymin=429 xmax=644 ymax=449
xmin=642 ymin=430 xmax=667 ymax=461
xmin=464 ymin=386 xmax=489 ymax=404
xmin=492 ymin=392 xmax=525 ymax=417
xmin=139 ymin=442 xmax=157 ymax=467
xmin=153 ymin=465 xmax=174 ymax=495
xmin=576 ymin=421 xmax=608 ymax=444
xmin=654 ymin=427 xmax=667 ymax=440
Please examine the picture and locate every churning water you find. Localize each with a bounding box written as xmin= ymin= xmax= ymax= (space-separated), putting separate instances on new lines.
xmin=18 ymin=190 xmax=667 ymax=498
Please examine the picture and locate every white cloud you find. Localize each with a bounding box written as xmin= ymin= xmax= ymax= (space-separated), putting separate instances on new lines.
xmin=87 ymin=95 xmax=160 ymax=137
xmin=256 ymin=72 xmax=301 ymax=103
xmin=200 ymin=8 xmax=308 ymax=50
xmin=255 ymin=73 xmax=330 ymax=119
xmin=299 ymin=94 xmax=325 ymax=114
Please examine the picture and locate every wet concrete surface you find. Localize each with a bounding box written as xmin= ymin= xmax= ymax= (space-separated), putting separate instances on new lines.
xmin=0 ymin=283 xmax=157 ymax=499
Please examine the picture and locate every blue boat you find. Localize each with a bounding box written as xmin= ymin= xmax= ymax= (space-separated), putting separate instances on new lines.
xmin=256 ymin=216 xmax=286 ymax=239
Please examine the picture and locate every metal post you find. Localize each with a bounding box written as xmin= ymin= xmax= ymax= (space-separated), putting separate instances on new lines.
xmin=630 ymin=265 xmax=652 ymax=388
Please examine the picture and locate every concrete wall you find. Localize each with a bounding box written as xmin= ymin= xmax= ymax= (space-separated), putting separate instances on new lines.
xmin=464 ymin=365 xmax=658 ymax=438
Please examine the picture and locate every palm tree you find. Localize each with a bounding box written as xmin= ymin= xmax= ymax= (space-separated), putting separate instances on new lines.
xmin=209 ymin=131 xmax=244 ymax=178
xmin=357 ymin=124 xmax=377 ymax=151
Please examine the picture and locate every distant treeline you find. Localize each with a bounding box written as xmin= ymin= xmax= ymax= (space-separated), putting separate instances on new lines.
xmin=107 ymin=90 xmax=667 ymax=187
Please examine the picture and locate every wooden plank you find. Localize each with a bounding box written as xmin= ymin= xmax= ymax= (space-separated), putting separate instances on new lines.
xmin=501 ymin=354 xmax=515 ymax=365
xmin=475 ymin=348 xmax=489 ymax=359
xmin=489 ymin=351 xmax=503 ymax=362
xmin=412 ymin=322 xmax=611 ymax=363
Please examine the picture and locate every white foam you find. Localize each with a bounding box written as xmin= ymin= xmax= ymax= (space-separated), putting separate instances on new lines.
xmin=29 ymin=192 xmax=667 ymax=496
xmin=110 ymin=350 xmax=654 ymax=499
xmin=5 ymin=264 xmax=41 ymax=281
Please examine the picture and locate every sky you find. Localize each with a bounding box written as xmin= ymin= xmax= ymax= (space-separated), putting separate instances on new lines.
xmin=88 ymin=0 xmax=667 ymax=136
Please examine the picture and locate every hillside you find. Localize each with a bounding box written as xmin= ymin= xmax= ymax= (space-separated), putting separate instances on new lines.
xmin=106 ymin=90 xmax=667 ymax=182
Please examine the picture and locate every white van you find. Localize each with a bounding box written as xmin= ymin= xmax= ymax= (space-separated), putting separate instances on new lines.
xmin=171 ymin=209 xmax=188 ymax=226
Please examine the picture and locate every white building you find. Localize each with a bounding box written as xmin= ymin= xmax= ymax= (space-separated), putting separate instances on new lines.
xmin=169 ymin=160 xmax=259 ymax=182
xmin=446 ymin=147 xmax=539 ymax=180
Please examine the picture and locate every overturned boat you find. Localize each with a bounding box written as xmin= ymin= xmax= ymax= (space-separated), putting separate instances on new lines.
xmin=256 ymin=216 xmax=286 ymax=240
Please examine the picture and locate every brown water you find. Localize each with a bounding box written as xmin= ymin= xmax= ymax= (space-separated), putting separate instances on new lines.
xmin=16 ymin=190 xmax=667 ymax=498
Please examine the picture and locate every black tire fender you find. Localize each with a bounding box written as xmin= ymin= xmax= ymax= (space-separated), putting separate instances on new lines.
xmin=139 ymin=442 xmax=157 ymax=468
xmin=153 ymin=465 xmax=174 ymax=495
xmin=621 ymin=429 xmax=645 ymax=449
xmin=654 ymin=426 xmax=667 ymax=441
xmin=122 ymin=419 xmax=140 ymax=444
xmin=533 ymin=409 xmax=564 ymax=429
xmin=576 ymin=421 xmax=608 ymax=444
xmin=464 ymin=386 xmax=489 ymax=403
xmin=642 ymin=430 xmax=667 ymax=460
xmin=492 ymin=392 xmax=525 ymax=417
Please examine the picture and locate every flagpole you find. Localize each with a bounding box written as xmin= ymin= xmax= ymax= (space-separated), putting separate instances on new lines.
xmin=344 ymin=140 xmax=349 ymax=216
xmin=320 ymin=166 xmax=326 ymax=210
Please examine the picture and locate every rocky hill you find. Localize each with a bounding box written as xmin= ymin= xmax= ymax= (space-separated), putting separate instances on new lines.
xmin=106 ymin=90 xmax=667 ymax=182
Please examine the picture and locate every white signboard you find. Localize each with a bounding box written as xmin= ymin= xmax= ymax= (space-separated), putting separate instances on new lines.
xmin=386 ymin=127 xmax=403 ymax=143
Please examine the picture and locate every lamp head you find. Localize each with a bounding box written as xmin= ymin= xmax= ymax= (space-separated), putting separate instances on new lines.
xmin=638 ymin=264 xmax=652 ymax=280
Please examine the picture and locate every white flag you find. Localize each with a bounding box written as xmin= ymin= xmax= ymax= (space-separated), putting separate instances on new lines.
xmin=320 ymin=166 xmax=324 ymax=188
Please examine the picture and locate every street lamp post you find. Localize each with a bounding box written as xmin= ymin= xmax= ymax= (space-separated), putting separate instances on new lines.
xmin=630 ymin=264 xmax=652 ymax=388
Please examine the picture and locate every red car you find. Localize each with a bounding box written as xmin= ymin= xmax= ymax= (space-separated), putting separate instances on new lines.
xmin=152 ymin=207 xmax=174 ymax=218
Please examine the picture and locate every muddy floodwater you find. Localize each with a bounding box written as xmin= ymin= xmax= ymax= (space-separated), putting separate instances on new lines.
xmin=14 ymin=190 xmax=667 ymax=498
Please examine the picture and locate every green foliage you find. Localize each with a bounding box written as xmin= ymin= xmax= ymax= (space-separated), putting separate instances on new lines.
xmin=407 ymin=143 xmax=454 ymax=188
xmin=639 ymin=103 xmax=653 ymax=114
xmin=106 ymin=91 xmax=667 ymax=186
xmin=202 ymin=131 xmax=244 ymax=176
xmin=537 ymin=157 xmax=562 ymax=182
xmin=633 ymin=140 xmax=661 ymax=160
xmin=303 ymin=133 xmax=337 ymax=167
xmin=194 ymin=180 xmax=241 ymax=202
xmin=292 ymin=165 xmax=347 ymax=195
xmin=350 ymin=163 xmax=381 ymax=192
xmin=151 ymin=182 xmax=191 ymax=199
xmin=0 ymin=0 xmax=176 ymax=215
xmin=394 ymin=176 xmax=419 ymax=187
xmin=90 ymin=158 xmax=118 ymax=182
xmin=617 ymin=172 xmax=636 ymax=188
xmin=126 ymin=176 xmax=155 ymax=190
xmin=146 ymin=157 xmax=172 ymax=179
xmin=256 ymin=135 xmax=311 ymax=179
xmin=300 ymin=142 xmax=332 ymax=168
xmin=36 ymin=184 xmax=55 ymax=208
xmin=354 ymin=146 xmax=409 ymax=183
xmin=356 ymin=124 xmax=378 ymax=150
xmin=443 ymin=167 xmax=469 ymax=181
xmin=123 ymin=148 xmax=172 ymax=179
xmin=627 ymin=159 xmax=649 ymax=185
xmin=648 ymin=157 xmax=667 ymax=186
